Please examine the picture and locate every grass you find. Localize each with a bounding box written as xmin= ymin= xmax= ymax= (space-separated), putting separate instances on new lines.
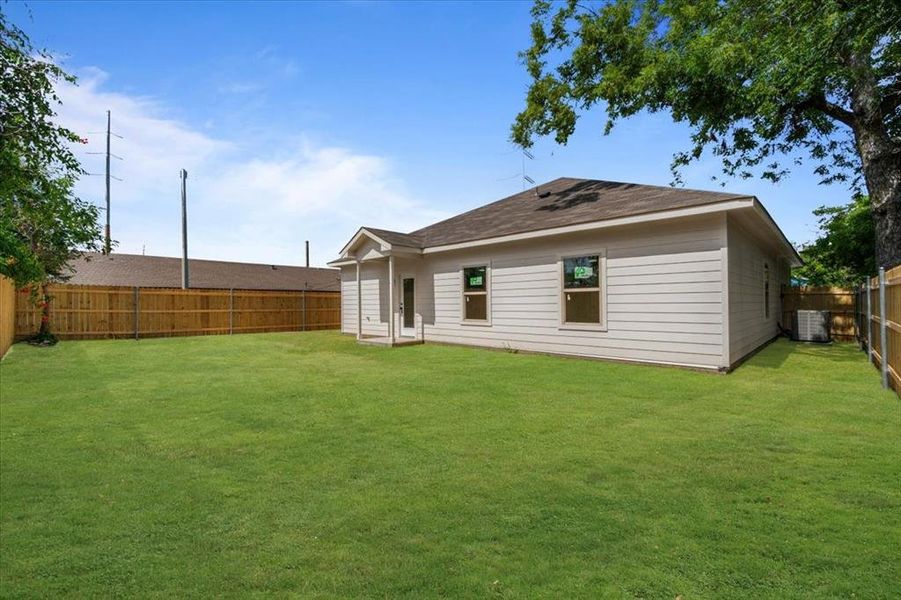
xmin=0 ymin=332 xmax=898 ymax=598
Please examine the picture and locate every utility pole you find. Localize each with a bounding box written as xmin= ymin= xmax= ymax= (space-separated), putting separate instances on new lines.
xmin=87 ymin=111 xmax=121 ymax=252
xmin=104 ymin=110 xmax=111 ymax=254
xmin=180 ymin=169 xmax=189 ymax=289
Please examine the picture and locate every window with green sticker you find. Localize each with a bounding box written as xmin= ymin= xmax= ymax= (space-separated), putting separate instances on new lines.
xmin=463 ymin=266 xmax=488 ymax=321
xmin=564 ymin=256 xmax=599 ymax=288
xmin=464 ymin=266 xmax=486 ymax=291
xmin=562 ymin=255 xmax=602 ymax=325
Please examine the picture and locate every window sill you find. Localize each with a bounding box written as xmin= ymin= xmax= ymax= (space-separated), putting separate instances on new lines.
xmin=461 ymin=320 xmax=492 ymax=327
xmin=559 ymin=324 xmax=607 ymax=332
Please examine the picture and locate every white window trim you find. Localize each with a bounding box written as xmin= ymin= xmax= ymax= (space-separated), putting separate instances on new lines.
xmin=559 ymin=250 xmax=607 ymax=332
xmin=461 ymin=262 xmax=491 ymax=326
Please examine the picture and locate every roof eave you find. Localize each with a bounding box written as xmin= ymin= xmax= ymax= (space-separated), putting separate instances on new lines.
xmin=420 ymin=197 xmax=756 ymax=254
xmin=749 ymin=198 xmax=803 ymax=267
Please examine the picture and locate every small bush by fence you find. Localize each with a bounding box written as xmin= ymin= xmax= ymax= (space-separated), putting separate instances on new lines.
xmin=14 ymin=284 xmax=340 ymax=341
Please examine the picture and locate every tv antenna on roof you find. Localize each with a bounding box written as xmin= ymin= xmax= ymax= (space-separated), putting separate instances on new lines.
xmin=521 ymin=148 xmax=534 ymax=190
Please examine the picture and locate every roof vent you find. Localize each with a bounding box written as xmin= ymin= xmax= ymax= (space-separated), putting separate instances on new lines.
xmin=271 ymin=265 xmax=277 ymax=270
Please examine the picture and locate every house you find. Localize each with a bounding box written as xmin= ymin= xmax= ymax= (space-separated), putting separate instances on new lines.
xmin=65 ymin=253 xmax=341 ymax=292
xmin=328 ymin=178 xmax=801 ymax=370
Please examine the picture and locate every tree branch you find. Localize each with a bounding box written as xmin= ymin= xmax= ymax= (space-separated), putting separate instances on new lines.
xmin=805 ymin=93 xmax=857 ymax=129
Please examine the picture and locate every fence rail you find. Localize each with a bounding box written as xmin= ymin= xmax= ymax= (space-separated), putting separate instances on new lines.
xmin=14 ymin=284 xmax=340 ymax=341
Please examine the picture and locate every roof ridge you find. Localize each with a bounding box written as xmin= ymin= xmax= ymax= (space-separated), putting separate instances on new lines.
xmin=409 ymin=177 xmax=579 ymax=236
xmin=363 ymin=226 xmax=422 ymax=238
xmin=84 ymin=252 xmax=336 ymax=271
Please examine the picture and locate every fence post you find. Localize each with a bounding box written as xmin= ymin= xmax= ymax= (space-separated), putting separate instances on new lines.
xmin=133 ymin=286 xmax=139 ymax=340
xmin=302 ymin=290 xmax=307 ymax=332
xmin=866 ymin=277 xmax=873 ymax=363
xmin=858 ymin=284 xmax=864 ymax=351
xmin=229 ymin=288 xmax=234 ymax=335
xmin=879 ymin=267 xmax=888 ymax=389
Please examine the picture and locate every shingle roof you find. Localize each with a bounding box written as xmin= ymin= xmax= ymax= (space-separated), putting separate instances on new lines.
xmin=63 ymin=253 xmax=341 ymax=291
xmin=363 ymin=227 xmax=423 ymax=248
xmin=406 ymin=178 xmax=751 ymax=247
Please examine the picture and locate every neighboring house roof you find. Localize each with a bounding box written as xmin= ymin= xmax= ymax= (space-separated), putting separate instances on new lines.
xmin=63 ymin=253 xmax=341 ymax=291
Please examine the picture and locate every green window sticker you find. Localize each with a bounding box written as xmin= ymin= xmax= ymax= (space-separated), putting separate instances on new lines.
xmin=468 ymin=275 xmax=483 ymax=287
xmin=573 ymin=266 xmax=593 ymax=279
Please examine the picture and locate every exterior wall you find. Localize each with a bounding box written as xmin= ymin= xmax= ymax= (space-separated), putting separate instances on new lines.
xmin=340 ymin=261 xmax=390 ymax=336
xmin=726 ymin=215 xmax=790 ymax=365
xmin=401 ymin=214 xmax=729 ymax=369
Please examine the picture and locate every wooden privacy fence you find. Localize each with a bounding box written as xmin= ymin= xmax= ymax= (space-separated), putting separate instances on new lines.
xmin=856 ymin=265 xmax=901 ymax=395
xmin=15 ymin=284 xmax=340 ymax=341
xmin=782 ymin=286 xmax=857 ymax=341
xmin=0 ymin=276 xmax=15 ymax=358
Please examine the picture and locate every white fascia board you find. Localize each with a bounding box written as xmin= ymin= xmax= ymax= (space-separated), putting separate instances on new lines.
xmin=327 ymin=259 xmax=357 ymax=267
xmin=421 ymin=199 xmax=754 ymax=254
xmin=338 ymin=227 xmax=393 ymax=257
xmin=749 ymin=199 xmax=803 ymax=267
xmin=330 ymin=246 xmax=420 ymax=265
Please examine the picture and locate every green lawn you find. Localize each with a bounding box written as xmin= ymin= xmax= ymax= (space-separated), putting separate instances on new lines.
xmin=0 ymin=333 xmax=898 ymax=598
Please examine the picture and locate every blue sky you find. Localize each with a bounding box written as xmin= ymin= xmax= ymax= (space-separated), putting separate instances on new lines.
xmin=8 ymin=1 xmax=852 ymax=266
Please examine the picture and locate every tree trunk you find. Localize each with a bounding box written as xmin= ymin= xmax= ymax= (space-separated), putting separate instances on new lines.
xmin=855 ymin=127 xmax=901 ymax=269
xmin=38 ymin=283 xmax=51 ymax=337
xmin=870 ymin=175 xmax=901 ymax=269
xmin=848 ymin=47 xmax=901 ymax=269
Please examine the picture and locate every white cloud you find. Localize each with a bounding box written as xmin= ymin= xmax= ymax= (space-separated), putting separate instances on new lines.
xmin=55 ymin=67 xmax=446 ymax=266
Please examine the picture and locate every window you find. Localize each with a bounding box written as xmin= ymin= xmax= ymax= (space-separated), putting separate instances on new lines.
xmin=764 ymin=262 xmax=770 ymax=319
xmin=463 ymin=265 xmax=488 ymax=322
xmin=562 ymin=255 xmax=602 ymax=326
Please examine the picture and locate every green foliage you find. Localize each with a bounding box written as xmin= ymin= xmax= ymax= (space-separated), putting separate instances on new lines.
xmin=0 ymin=12 xmax=103 ymax=288
xmin=794 ymin=195 xmax=876 ymax=286
xmin=513 ymin=0 xmax=899 ymax=188
xmin=0 ymin=333 xmax=897 ymax=596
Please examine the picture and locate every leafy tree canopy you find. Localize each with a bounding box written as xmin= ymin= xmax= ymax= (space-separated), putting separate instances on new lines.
xmin=1 ymin=11 xmax=103 ymax=289
xmin=513 ymin=0 xmax=901 ymax=266
xmin=794 ymin=195 xmax=875 ymax=286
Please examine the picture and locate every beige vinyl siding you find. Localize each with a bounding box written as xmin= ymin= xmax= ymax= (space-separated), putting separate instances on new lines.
xmin=414 ymin=214 xmax=728 ymax=369
xmin=340 ymin=262 xmax=390 ymax=336
xmin=727 ymin=216 xmax=788 ymax=364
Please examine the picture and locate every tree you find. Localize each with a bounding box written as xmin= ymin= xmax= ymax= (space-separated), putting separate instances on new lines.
xmin=794 ymin=195 xmax=875 ymax=286
xmin=512 ymin=0 xmax=901 ymax=267
xmin=1 ymin=12 xmax=103 ymax=339
xmin=4 ymin=176 xmax=102 ymax=338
